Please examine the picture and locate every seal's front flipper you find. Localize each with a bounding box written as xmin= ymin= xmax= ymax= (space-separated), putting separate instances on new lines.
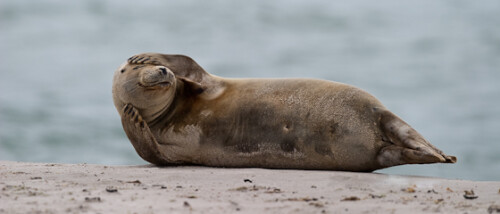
xmin=127 ymin=53 xmax=209 ymax=85
xmin=121 ymin=104 xmax=171 ymax=165
xmin=128 ymin=54 xmax=162 ymax=65
xmin=127 ymin=53 xmax=224 ymax=100
xmin=376 ymin=109 xmax=457 ymax=168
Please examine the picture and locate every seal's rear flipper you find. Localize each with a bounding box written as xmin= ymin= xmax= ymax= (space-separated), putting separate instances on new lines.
xmin=376 ymin=109 xmax=457 ymax=168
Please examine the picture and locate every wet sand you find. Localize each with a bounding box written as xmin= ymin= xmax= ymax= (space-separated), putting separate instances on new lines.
xmin=1 ymin=161 xmax=499 ymax=214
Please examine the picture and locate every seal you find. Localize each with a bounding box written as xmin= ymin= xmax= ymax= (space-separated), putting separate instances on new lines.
xmin=112 ymin=53 xmax=456 ymax=172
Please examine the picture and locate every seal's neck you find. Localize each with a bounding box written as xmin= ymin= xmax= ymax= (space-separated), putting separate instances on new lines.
xmin=146 ymin=80 xmax=188 ymax=127
xmin=141 ymin=86 xmax=177 ymax=124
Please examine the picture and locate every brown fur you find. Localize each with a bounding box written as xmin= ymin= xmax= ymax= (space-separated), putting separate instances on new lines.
xmin=112 ymin=53 xmax=456 ymax=172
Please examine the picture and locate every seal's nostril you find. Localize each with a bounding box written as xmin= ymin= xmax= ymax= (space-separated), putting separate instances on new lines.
xmin=160 ymin=67 xmax=167 ymax=75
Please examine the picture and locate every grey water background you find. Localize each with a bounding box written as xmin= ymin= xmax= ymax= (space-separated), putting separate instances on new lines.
xmin=1 ymin=0 xmax=499 ymax=181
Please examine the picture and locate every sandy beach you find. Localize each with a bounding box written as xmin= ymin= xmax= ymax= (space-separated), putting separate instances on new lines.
xmin=0 ymin=161 xmax=499 ymax=213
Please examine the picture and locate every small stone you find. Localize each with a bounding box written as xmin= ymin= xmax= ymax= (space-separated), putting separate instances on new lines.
xmin=243 ymin=179 xmax=253 ymax=183
xmin=85 ymin=197 xmax=101 ymax=202
xmin=341 ymin=196 xmax=360 ymax=201
xmin=152 ymin=184 xmax=167 ymax=189
xmin=286 ymin=197 xmax=317 ymax=202
xmin=106 ymin=186 xmax=118 ymax=193
xmin=434 ymin=198 xmax=444 ymax=204
xmin=126 ymin=180 xmax=141 ymax=185
xmin=463 ymin=190 xmax=478 ymax=200
xmin=402 ymin=186 xmax=416 ymax=193
xmin=369 ymin=194 xmax=385 ymax=199
xmin=309 ymin=202 xmax=324 ymax=208
xmin=264 ymin=188 xmax=282 ymax=194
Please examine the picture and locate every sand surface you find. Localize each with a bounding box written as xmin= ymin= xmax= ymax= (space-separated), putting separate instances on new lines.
xmin=1 ymin=161 xmax=499 ymax=214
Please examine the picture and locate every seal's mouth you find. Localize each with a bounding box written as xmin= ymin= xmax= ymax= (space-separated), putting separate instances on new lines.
xmin=157 ymin=82 xmax=171 ymax=87
xmin=138 ymin=81 xmax=171 ymax=88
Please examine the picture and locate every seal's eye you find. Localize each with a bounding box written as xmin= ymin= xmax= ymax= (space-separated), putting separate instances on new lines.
xmin=121 ymin=69 xmax=126 ymax=73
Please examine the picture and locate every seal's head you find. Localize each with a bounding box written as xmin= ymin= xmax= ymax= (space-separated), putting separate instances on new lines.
xmin=112 ymin=63 xmax=178 ymax=122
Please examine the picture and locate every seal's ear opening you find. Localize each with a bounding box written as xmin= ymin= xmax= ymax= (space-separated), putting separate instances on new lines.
xmin=178 ymin=77 xmax=205 ymax=95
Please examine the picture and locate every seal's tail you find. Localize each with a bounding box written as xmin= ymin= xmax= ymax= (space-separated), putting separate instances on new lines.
xmin=376 ymin=109 xmax=457 ymax=168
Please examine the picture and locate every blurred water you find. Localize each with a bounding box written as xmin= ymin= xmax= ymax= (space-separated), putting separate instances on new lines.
xmin=1 ymin=0 xmax=499 ymax=181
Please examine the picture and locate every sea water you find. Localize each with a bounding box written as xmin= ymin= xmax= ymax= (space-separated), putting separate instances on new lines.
xmin=1 ymin=0 xmax=499 ymax=181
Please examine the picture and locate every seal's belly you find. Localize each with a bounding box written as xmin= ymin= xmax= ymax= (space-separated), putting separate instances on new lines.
xmin=184 ymin=79 xmax=385 ymax=170
xmin=195 ymin=108 xmax=376 ymax=170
